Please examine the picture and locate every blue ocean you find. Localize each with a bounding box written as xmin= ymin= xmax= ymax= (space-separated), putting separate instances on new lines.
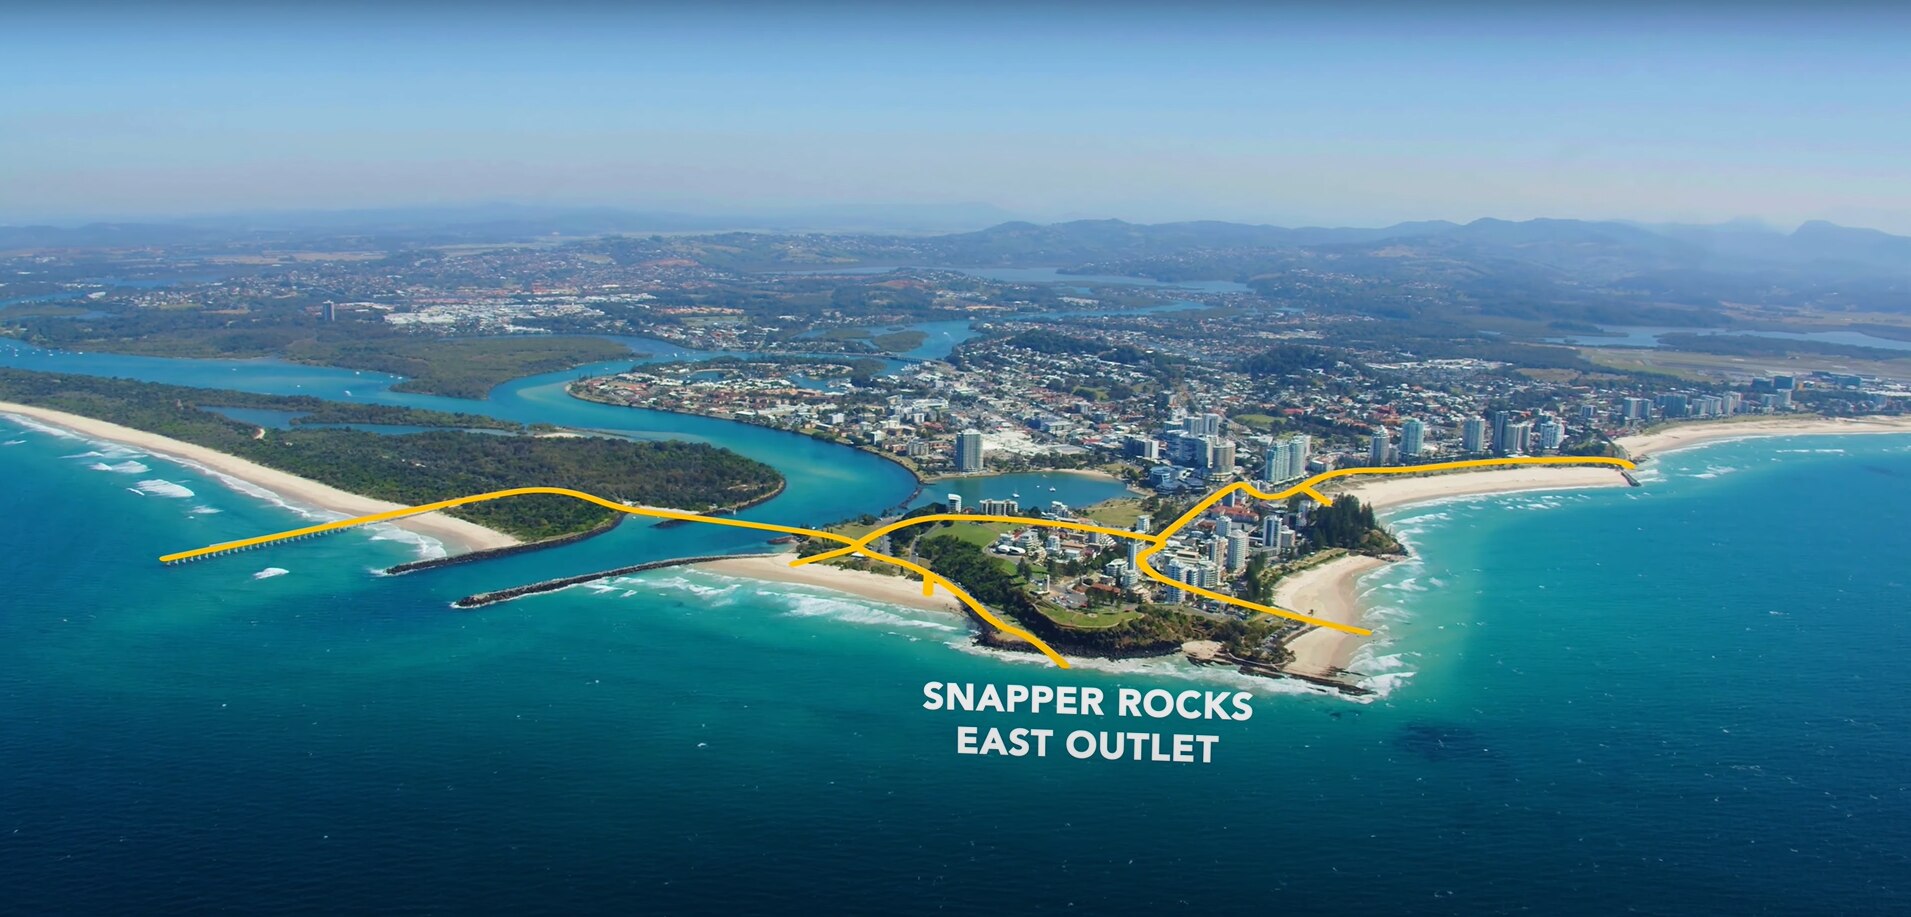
xmin=2 ymin=347 xmax=1908 ymax=914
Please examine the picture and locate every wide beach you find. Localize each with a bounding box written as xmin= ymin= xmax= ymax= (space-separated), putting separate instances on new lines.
xmin=695 ymin=550 xmax=961 ymax=614
xmin=1616 ymin=414 xmax=1911 ymax=458
xmin=1279 ymin=413 xmax=1911 ymax=679
xmin=0 ymin=401 xmax=520 ymax=554
xmin=1276 ymin=554 xmax=1390 ymax=677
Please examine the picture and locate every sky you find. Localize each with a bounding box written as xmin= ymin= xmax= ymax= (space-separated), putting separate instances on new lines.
xmin=4 ymin=2 xmax=1910 ymax=231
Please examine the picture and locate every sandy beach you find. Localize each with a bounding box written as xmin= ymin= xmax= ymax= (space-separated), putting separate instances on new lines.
xmin=0 ymin=401 xmax=520 ymax=553
xmin=1328 ymin=463 xmax=1633 ymax=510
xmin=1616 ymin=414 xmax=1911 ymax=459
xmin=1283 ymin=465 xmax=1634 ymax=677
xmin=1275 ymin=555 xmax=1390 ymax=677
xmin=1280 ymin=413 xmax=1911 ymax=679
xmin=695 ymin=550 xmax=961 ymax=614
xmin=1282 ymin=465 xmax=1633 ymax=678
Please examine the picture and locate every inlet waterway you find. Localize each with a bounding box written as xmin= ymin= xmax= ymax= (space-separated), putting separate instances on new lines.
xmin=0 ymin=337 xmax=1123 ymax=595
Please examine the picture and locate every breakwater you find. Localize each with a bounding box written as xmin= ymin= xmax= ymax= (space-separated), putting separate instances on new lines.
xmin=385 ymin=515 xmax=623 ymax=575
xmin=451 ymin=552 xmax=779 ymax=608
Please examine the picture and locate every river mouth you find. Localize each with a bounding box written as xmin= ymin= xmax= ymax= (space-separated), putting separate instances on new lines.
xmin=0 ymin=338 xmax=1125 ymax=574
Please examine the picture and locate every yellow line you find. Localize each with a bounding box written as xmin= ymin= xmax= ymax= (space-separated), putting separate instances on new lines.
xmin=825 ymin=456 xmax=1636 ymax=636
xmin=161 ymin=456 xmax=1633 ymax=668
xmin=157 ymin=486 xmax=857 ymax=563
xmin=850 ymin=545 xmax=1072 ymax=669
xmin=787 ymin=514 xmax=1163 ymax=570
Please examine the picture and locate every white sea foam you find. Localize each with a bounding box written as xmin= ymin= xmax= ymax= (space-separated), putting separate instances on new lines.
xmin=135 ymin=479 xmax=195 ymax=498
xmin=89 ymin=460 xmax=151 ymax=474
xmin=6 ymin=415 xmax=82 ymax=439
xmin=1358 ymin=670 xmax=1418 ymax=697
xmin=1354 ymin=650 xmax=1411 ymax=673
xmin=364 ymin=523 xmax=448 ymax=561
xmin=64 ymin=444 xmax=142 ymax=460
xmin=778 ymin=592 xmax=959 ymax=632
xmin=2 ymin=439 xmax=23 ymax=446
xmin=631 ymin=573 xmax=745 ymax=602
xmin=188 ymin=505 xmax=221 ymax=515
xmin=1364 ymin=602 xmax=1415 ymax=624
xmin=150 ymin=457 xmax=446 ymax=561
xmin=943 ymin=638 xmax=1349 ymax=699
xmin=252 ymin=567 xmax=289 ymax=580
xmin=1507 ymin=498 xmax=1561 ymax=511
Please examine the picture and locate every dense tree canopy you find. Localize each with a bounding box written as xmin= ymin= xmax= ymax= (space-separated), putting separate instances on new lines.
xmin=0 ymin=369 xmax=781 ymax=539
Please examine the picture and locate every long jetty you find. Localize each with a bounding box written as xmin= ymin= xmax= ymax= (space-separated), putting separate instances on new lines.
xmin=451 ymin=552 xmax=778 ymax=609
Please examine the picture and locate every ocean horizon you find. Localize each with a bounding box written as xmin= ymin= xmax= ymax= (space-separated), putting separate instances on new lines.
xmin=4 ymin=411 xmax=1909 ymax=914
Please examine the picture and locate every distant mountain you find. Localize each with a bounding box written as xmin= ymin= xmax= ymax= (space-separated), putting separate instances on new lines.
xmin=6 ymin=209 xmax=1909 ymax=280
xmin=905 ymin=217 xmax=1460 ymax=264
xmin=0 ymin=222 xmax=231 ymax=249
xmin=897 ymin=216 xmax=1911 ymax=281
xmin=0 ymin=202 xmax=1026 ymax=248
xmin=1788 ymin=220 xmax=1911 ymax=269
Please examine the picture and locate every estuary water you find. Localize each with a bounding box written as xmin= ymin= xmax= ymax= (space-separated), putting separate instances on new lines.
xmin=2 ymin=344 xmax=1908 ymax=914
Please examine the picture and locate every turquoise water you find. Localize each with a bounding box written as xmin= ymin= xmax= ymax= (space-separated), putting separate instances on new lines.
xmin=2 ymin=346 xmax=1909 ymax=912
xmin=911 ymin=472 xmax=1131 ymax=513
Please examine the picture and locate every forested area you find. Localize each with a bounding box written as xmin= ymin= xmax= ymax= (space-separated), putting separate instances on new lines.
xmin=6 ymin=306 xmax=631 ymax=399
xmin=0 ymin=369 xmax=782 ymax=539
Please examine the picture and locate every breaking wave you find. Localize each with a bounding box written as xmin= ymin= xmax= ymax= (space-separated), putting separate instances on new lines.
xmin=631 ymin=573 xmax=746 ymax=603
xmin=89 ymin=460 xmax=151 ymax=474
xmin=135 ymin=479 xmax=195 ymax=498
xmin=778 ymin=592 xmax=960 ymax=632
xmin=7 ymin=416 xmax=82 ymax=439
xmin=251 ymin=567 xmax=289 ymax=580
xmin=944 ymin=639 xmax=1348 ymax=699
xmin=364 ymin=524 xmax=447 ymax=561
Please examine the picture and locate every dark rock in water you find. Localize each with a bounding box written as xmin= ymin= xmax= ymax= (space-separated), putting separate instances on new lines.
xmin=1396 ymin=723 xmax=1498 ymax=762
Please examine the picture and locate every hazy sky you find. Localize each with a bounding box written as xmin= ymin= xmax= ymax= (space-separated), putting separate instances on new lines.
xmin=5 ymin=3 xmax=1910 ymax=230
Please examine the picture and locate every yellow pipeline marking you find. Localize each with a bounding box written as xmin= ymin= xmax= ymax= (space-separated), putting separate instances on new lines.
xmin=159 ymin=486 xmax=1071 ymax=665
xmin=823 ymin=456 xmax=1637 ymax=637
xmin=787 ymin=513 xmax=1163 ymax=570
xmin=162 ymin=456 xmax=1634 ymax=667
xmin=157 ymin=486 xmax=857 ymax=563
